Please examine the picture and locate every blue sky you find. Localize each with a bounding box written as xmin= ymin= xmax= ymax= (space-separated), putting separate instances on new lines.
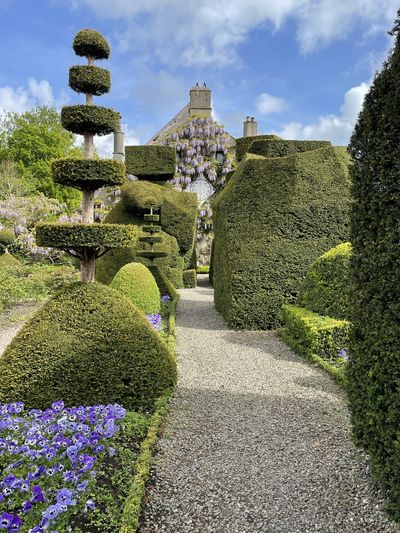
xmin=0 ymin=0 xmax=398 ymax=155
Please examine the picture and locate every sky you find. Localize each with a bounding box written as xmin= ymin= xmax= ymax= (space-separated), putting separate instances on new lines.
xmin=0 ymin=0 xmax=398 ymax=156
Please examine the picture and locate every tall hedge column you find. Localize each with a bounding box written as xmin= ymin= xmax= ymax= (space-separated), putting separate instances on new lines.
xmin=35 ymin=29 xmax=136 ymax=283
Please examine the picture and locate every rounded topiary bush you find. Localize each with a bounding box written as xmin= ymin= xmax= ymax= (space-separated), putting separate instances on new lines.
xmin=297 ymin=242 xmax=351 ymax=320
xmin=0 ymin=252 xmax=20 ymax=267
xmin=110 ymin=262 xmax=161 ymax=315
xmin=0 ymin=229 xmax=15 ymax=250
xmin=0 ymin=282 xmax=176 ymax=412
xmin=72 ymin=28 xmax=110 ymax=60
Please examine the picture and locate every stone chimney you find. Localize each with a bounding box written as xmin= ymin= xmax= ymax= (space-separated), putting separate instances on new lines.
xmin=243 ymin=116 xmax=258 ymax=137
xmin=113 ymin=114 xmax=125 ymax=162
xmin=189 ymin=83 xmax=212 ymax=117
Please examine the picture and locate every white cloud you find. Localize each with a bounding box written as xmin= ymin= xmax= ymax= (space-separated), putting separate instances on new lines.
xmin=256 ymin=92 xmax=287 ymax=115
xmin=275 ymin=82 xmax=370 ymax=145
xmin=0 ymin=78 xmax=57 ymax=115
xmin=68 ymin=0 xmax=398 ymax=66
xmin=95 ymin=124 xmax=140 ymax=159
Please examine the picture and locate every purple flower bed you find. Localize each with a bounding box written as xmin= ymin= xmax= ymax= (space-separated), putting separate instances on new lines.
xmin=0 ymin=400 xmax=127 ymax=532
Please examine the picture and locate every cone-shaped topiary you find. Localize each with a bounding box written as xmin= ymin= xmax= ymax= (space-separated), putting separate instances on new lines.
xmin=0 ymin=282 xmax=176 ymax=411
xmin=110 ymin=262 xmax=161 ymax=314
xmin=347 ymin=10 xmax=400 ymax=518
xmin=37 ymin=29 xmax=131 ymax=282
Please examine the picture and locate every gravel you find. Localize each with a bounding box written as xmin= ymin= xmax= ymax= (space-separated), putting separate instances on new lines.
xmin=141 ymin=275 xmax=399 ymax=532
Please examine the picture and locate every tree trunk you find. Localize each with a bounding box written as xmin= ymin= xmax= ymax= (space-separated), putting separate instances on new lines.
xmin=80 ymin=249 xmax=96 ymax=282
xmin=81 ymin=189 xmax=95 ymax=224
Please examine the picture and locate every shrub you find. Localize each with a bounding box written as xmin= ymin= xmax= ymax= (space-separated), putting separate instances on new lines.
xmin=281 ymin=304 xmax=350 ymax=361
xmin=183 ymin=269 xmax=197 ymax=288
xmin=0 ymin=282 xmax=177 ymax=412
xmin=248 ymin=139 xmax=330 ymax=158
xmin=125 ymin=146 xmax=176 ymax=181
xmin=197 ymin=265 xmax=209 ymax=274
xmin=0 ymin=228 xmax=16 ymax=249
xmin=235 ymin=134 xmax=282 ymax=161
xmin=0 ymin=252 xmax=20 ymax=267
xmin=212 ymin=145 xmax=351 ymax=329
xmin=61 ymin=105 xmax=119 ymax=136
xmin=72 ymin=28 xmax=110 ymax=60
xmin=347 ymin=10 xmax=400 ymax=518
xmin=69 ymin=65 xmax=110 ymax=96
xmin=52 ymin=159 xmax=125 ymax=190
xmin=110 ymin=262 xmax=161 ymax=314
xmin=298 ymin=242 xmax=351 ymax=320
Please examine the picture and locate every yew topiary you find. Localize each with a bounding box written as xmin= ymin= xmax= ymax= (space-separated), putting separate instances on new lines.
xmin=38 ymin=29 xmax=130 ymax=282
xmin=110 ymin=262 xmax=161 ymax=314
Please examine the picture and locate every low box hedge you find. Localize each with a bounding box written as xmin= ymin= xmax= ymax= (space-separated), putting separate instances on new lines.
xmin=183 ymin=269 xmax=197 ymax=288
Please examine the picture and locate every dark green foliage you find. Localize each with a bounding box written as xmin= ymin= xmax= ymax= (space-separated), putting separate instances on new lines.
xmin=52 ymin=158 xmax=125 ymax=190
xmin=183 ymin=269 xmax=197 ymax=288
xmin=110 ymin=262 xmax=160 ymax=314
xmin=0 ymin=228 xmax=15 ymax=248
xmin=143 ymin=214 xmax=159 ymax=223
xmin=213 ymin=146 xmax=350 ymax=329
xmin=298 ymin=242 xmax=351 ymax=320
xmin=0 ymin=253 xmax=19 ymax=267
xmin=0 ymin=282 xmax=177 ymax=411
xmin=36 ymin=222 xmax=138 ymax=249
xmin=69 ymin=65 xmax=110 ymax=96
xmin=235 ymin=134 xmax=282 ymax=161
xmin=148 ymin=265 xmax=178 ymax=302
xmin=281 ymin=304 xmax=350 ymax=361
xmin=139 ymin=236 xmax=163 ymax=245
xmin=121 ymin=181 xmax=198 ymax=264
xmin=72 ymin=28 xmax=110 ymax=60
xmin=248 ymin=139 xmax=331 ymax=158
xmin=61 ymin=105 xmax=119 ymax=136
xmin=125 ymin=146 xmax=176 ymax=180
xmin=347 ymin=13 xmax=400 ymax=519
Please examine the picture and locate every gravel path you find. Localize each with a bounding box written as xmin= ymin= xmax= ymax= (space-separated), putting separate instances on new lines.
xmin=140 ymin=276 xmax=399 ymax=533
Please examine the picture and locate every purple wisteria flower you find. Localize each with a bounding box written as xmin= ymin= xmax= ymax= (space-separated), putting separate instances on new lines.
xmin=161 ymin=295 xmax=171 ymax=304
xmin=0 ymin=400 xmax=126 ymax=531
xmin=337 ymin=348 xmax=349 ymax=361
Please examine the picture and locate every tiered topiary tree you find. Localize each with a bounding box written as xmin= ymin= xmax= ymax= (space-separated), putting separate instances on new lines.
xmin=347 ymin=10 xmax=400 ymax=518
xmin=36 ymin=29 xmax=134 ymax=282
xmin=137 ymin=197 xmax=167 ymax=264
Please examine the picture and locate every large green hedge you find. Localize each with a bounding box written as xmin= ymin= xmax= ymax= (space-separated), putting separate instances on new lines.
xmin=125 ymin=146 xmax=176 ymax=180
xmin=248 ymin=139 xmax=331 ymax=158
xmin=347 ymin=12 xmax=400 ymax=519
xmin=0 ymin=282 xmax=176 ymax=412
xmin=110 ymin=262 xmax=160 ymax=315
xmin=212 ymin=145 xmax=351 ymax=329
xmin=235 ymin=134 xmax=282 ymax=161
xmin=298 ymin=242 xmax=351 ymax=320
xmin=52 ymin=159 xmax=125 ymax=190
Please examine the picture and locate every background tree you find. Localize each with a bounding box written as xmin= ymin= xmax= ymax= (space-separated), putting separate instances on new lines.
xmin=348 ymin=9 xmax=400 ymax=518
xmin=0 ymin=106 xmax=82 ymax=209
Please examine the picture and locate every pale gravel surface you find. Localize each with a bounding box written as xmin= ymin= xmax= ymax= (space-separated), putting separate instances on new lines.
xmin=141 ymin=275 xmax=399 ymax=533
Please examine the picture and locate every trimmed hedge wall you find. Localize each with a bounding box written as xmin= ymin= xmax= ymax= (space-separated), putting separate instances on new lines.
xmin=212 ymin=145 xmax=351 ymax=329
xmin=347 ymin=14 xmax=400 ymax=520
xmin=298 ymin=242 xmax=351 ymax=320
xmin=69 ymin=65 xmax=110 ymax=96
xmin=110 ymin=262 xmax=160 ymax=315
xmin=61 ymin=105 xmax=119 ymax=136
xmin=281 ymin=304 xmax=350 ymax=361
xmin=235 ymin=134 xmax=282 ymax=161
xmin=183 ymin=269 xmax=197 ymax=288
xmin=52 ymin=159 xmax=125 ymax=190
xmin=125 ymin=146 xmax=176 ymax=180
xmin=36 ymin=222 xmax=138 ymax=249
xmin=73 ymin=28 xmax=110 ymax=60
xmin=248 ymin=139 xmax=331 ymax=158
xmin=0 ymin=282 xmax=176 ymax=411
